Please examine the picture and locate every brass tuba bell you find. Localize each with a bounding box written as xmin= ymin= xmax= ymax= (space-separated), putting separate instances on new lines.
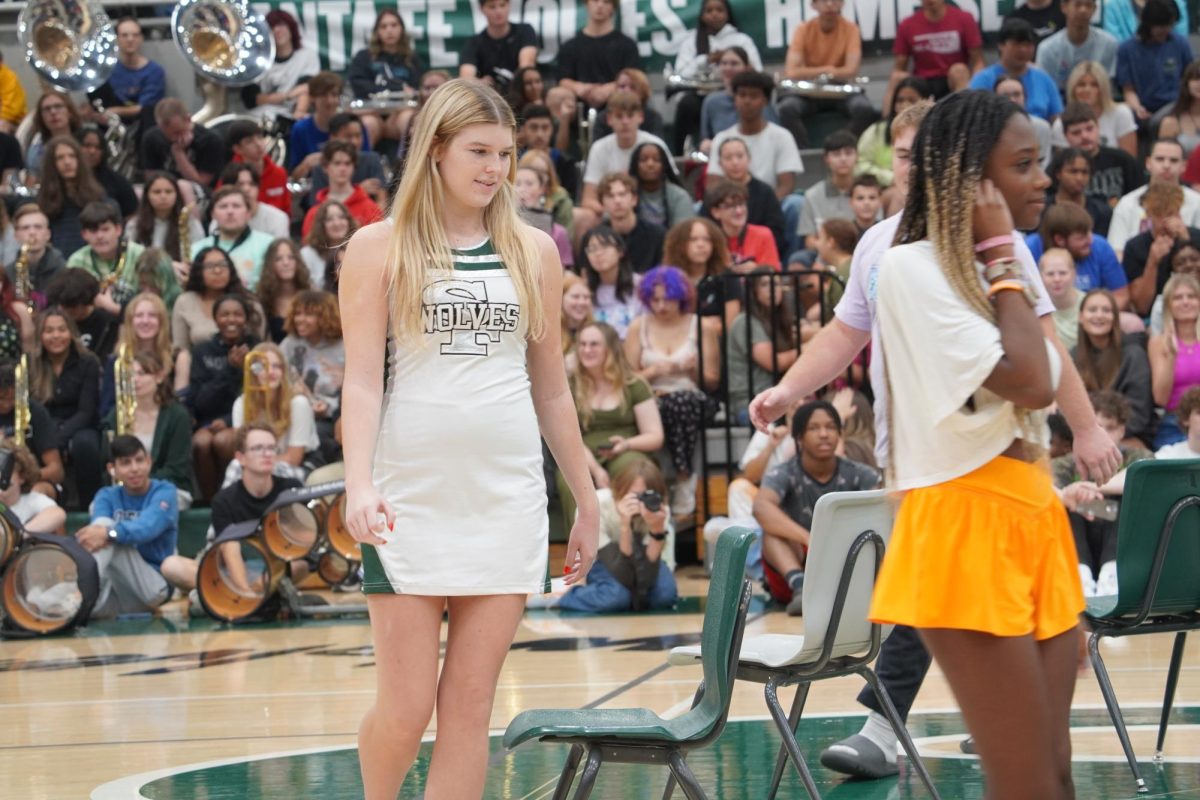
xmin=18 ymin=0 xmax=118 ymax=93
xmin=172 ymin=0 xmax=275 ymax=122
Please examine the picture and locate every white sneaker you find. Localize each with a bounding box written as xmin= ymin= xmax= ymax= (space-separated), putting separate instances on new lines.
xmin=525 ymin=592 xmax=563 ymax=609
xmin=671 ymin=474 xmax=698 ymax=517
xmin=1096 ymin=561 xmax=1119 ymax=597
xmin=1078 ymin=564 xmax=1097 ymax=598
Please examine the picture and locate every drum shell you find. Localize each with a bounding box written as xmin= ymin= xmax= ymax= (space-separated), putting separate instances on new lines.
xmin=196 ymin=536 xmax=286 ymax=623
xmin=1 ymin=534 xmax=99 ymax=635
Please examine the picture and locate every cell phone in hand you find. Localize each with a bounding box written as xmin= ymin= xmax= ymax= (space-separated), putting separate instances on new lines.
xmin=1076 ymin=498 xmax=1119 ymax=521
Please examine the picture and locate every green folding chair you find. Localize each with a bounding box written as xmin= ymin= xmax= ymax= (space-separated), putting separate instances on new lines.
xmin=1083 ymin=458 xmax=1200 ymax=795
xmin=503 ymin=526 xmax=757 ymax=800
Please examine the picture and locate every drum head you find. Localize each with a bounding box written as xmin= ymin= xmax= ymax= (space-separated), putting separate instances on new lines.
xmin=261 ymin=502 xmax=320 ymax=561
xmin=196 ymin=538 xmax=283 ymax=622
xmin=2 ymin=544 xmax=83 ymax=634
xmin=316 ymin=551 xmax=352 ymax=586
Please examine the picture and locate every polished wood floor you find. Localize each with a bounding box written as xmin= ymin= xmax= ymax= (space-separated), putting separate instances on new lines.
xmin=2 ymin=567 xmax=1199 ymax=799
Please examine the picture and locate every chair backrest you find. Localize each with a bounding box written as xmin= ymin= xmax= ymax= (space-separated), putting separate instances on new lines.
xmin=679 ymin=526 xmax=755 ymax=741
xmin=796 ymin=489 xmax=895 ymax=664
xmin=1108 ymin=459 xmax=1200 ymax=619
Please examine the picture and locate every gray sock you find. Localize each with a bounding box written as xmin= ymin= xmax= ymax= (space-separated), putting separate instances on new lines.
xmin=857 ymin=711 xmax=898 ymax=764
xmin=785 ymin=569 xmax=805 ymax=591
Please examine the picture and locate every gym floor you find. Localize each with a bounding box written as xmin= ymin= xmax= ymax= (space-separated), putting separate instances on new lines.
xmin=3 ymin=567 xmax=1199 ymax=799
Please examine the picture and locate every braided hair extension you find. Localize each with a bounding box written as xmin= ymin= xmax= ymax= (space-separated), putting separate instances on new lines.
xmin=895 ymin=90 xmax=1023 ymax=323
xmin=886 ymin=91 xmax=1038 ymax=480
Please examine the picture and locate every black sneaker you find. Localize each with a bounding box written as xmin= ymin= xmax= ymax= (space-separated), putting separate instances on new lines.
xmin=820 ymin=734 xmax=900 ymax=779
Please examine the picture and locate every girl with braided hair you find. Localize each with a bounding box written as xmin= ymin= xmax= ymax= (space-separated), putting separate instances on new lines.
xmin=869 ymin=90 xmax=1083 ymax=799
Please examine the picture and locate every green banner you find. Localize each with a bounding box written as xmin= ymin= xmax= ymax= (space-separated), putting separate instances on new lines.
xmin=253 ymin=0 xmax=1031 ymax=74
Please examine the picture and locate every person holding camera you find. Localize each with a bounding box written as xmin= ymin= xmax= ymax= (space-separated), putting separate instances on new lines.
xmin=536 ymin=459 xmax=678 ymax=613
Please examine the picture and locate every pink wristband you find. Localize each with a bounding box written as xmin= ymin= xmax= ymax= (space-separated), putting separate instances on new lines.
xmin=975 ymin=235 xmax=1013 ymax=253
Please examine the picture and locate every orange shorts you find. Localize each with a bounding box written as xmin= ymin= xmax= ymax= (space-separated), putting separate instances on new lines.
xmin=869 ymin=455 xmax=1084 ymax=640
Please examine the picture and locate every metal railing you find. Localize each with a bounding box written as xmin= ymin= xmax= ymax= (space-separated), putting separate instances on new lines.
xmin=694 ymin=268 xmax=853 ymax=516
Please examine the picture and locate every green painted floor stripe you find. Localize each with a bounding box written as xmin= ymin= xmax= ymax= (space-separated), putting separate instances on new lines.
xmin=134 ymin=710 xmax=1200 ymax=800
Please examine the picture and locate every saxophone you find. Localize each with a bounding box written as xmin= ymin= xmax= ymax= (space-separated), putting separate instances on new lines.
xmin=13 ymin=354 xmax=29 ymax=449
xmin=13 ymin=242 xmax=31 ymax=314
xmin=114 ymin=343 xmax=137 ymax=436
xmin=178 ymin=205 xmax=191 ymax=265
xmin=99 ymin=242 xmax=128 ymax=295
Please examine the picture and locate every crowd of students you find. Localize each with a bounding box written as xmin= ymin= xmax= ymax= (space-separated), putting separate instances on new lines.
xmin=0 ymin=0 xmax=1196 ymax=619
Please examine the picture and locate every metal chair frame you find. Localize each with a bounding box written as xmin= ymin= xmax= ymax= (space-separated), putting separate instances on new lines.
xmin=1085 ymin=490 xmax=1200 ymax=794
xmin=666 ymin=529 xmax=940 ymax=800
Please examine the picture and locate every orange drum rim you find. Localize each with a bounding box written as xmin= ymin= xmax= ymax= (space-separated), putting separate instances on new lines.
xmin=1 ymin=543 xmax=79 ymax=634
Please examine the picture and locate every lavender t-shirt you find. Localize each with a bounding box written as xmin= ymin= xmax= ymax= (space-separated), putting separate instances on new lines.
xmin=833 ymin=213 xmax=1055 ymax=466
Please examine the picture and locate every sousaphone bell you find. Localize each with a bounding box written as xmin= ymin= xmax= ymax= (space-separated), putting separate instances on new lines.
xmin=18 ymin=0 xmax=117 ymax=93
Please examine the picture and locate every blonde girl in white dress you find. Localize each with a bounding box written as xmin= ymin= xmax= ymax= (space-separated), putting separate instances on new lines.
xmin=340 ymin=78 xmax=599 ymax=799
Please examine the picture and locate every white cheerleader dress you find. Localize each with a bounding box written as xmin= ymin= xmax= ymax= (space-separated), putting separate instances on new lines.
xmin=361 ymin=239 xmax=550 ymax=595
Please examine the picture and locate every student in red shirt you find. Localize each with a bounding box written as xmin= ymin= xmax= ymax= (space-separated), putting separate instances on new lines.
xmin=301 ymin=140 xmax=382 ymax=238
xmin=706 ymin=178 xmax=781 ymax=271
xmin=226 ymin=120 xmax=291 ymax=216
xmin=888 ymin=0 xmax=984 ymax=108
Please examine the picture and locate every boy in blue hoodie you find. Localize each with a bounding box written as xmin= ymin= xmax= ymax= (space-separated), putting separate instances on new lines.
xmin=74 ymin=435 xmax=196 ymax=618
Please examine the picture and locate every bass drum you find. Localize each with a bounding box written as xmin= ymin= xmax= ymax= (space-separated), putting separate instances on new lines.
xmin=205 ymin=113 xmax=289 ymax=171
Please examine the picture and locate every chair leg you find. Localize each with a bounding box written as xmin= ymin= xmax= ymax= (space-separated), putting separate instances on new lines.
xmin=552 ymin=744 xmax=585 ymax=800
xmin=1156 ymin=632 xmax=1188 ymax=761
xmin=1089 ymin=633 xmax=1149 ymax=794
xmin=767 ymin=681 xmax=811 ymax=800
xmin=663 ymin=683 xmax=706 ymax=800
xmin=764 ymin=676 xmax=821 ymax=800
xmin=858 ymin=666 xmax=942 ymax=800
xmin=667 ymin=750 xmax=709 ymax=800
xmin=571 ymin=747 xmax=603 ymax=800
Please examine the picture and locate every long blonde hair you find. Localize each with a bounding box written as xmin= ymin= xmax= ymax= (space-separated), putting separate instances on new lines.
xmin=119 ymin=292 xmax=174 ymax=376
xmin=1161 ymin=273 xmax=1200 ymax=357
xmin=561 ymin=272 xmax=593 ymax=355
xmin=1067 ymin=61 xmax=1117 ymax=115
xmin=570 ymin=322 xmax=638 ymax=430
xmin=242 ymin=342 xmax=293 ymax=439
xmin=518 ymin=149 xmax=563 ymax=200
xmin=385 ymin=79 xmax=545 ymax=344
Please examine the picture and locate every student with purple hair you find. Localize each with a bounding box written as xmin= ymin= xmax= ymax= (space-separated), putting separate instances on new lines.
xmin=623 ymin=266 xmax=714 ymax=517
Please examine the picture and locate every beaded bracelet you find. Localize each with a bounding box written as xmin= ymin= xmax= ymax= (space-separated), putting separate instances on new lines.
xmin=984 ymin=257 xmax=1020 ymax=283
